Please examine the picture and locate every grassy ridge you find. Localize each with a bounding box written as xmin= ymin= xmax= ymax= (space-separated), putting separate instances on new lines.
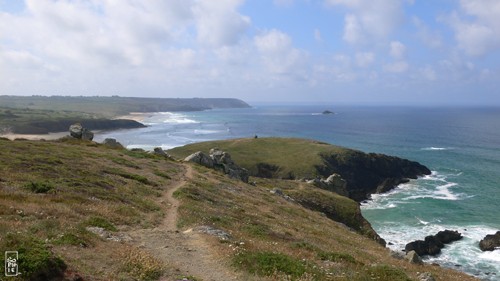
xmin=168 ymin=138 xmax=350 ymax=179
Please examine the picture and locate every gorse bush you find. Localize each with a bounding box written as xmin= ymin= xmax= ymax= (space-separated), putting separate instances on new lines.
xmin=25 ymin=181 xmax=54 ymax=193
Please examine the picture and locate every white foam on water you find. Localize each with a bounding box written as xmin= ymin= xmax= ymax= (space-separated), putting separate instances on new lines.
xmin=139 ymin=112 xmax=200 ymax=125
xmin=194 ymin=129 xmax=222 ymax=135
xmin=421 ymin=147 xmax=453 ymax=151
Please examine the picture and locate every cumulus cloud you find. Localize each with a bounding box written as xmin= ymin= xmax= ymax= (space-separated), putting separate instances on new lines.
xmin=326 ymin=0 xmax=404 ymax=44
xmin=193 ymin=0 xmax=251 ymax=47
xmin=254 ymin=29 xmax=308 ymax=78
xmin=447 ymin=0 xmax=500 ymax=56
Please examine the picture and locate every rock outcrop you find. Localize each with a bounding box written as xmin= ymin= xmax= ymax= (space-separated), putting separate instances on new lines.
xmin=406 ymin=250 xmax=423 ymax=265
xmin=307 ymin=173 xmax=349 ymax=196
xmin=405 ymin=230 xmax=462 ymax=256
xmin=184 ymin=149 xmax=249 ymax=183
xmin=102 ymin=138 xmax=123 ymax=149
xmin=69 ymin=123 xmax=94 ymax=141
xmin=479 ymin=231 xmax=500 ymax=251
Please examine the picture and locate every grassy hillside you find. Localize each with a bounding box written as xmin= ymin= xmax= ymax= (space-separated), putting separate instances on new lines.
xmin=168 ymin=138 xmax=347 ymax=179
xmin=0 ymin=138 xmax=475 ymax=280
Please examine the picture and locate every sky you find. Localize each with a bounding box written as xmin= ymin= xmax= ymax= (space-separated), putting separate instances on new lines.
xmin=0 ymin=0 xmax=499 ymax=105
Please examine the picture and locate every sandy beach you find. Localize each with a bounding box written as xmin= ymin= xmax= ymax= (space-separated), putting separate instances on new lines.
xmin=0 ymin=132 xmax=69 ymax=141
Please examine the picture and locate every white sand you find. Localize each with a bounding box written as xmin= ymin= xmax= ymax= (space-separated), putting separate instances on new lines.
xmin=0 ymin=132 xmax=69 ymax=141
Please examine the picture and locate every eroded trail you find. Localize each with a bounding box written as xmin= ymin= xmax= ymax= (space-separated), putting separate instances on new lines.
xmin=130 ymin=164 xmax=239 ymax=281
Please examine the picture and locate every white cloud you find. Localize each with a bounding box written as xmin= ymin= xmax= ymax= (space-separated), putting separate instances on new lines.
xmin=254 ymin=29 xmax=308 ymax=78
xmin=355 ymin=52 xmax=375 ymax=67
xmin=447 ymin=0 xmax=500 ymax=56
xmin=193 ymin=0 xmax=251 ymax=47
xmin=326 ymin=0 xmax=404 ymax=45
xmin=389 ymin=41 xmax=406 ymax=59
xmin=384 ymin=61 xmax=409 ymax=73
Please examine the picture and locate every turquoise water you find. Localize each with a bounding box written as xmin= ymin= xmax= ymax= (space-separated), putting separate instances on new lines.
xmin=95 ymin=106 xmax=500 ymax=279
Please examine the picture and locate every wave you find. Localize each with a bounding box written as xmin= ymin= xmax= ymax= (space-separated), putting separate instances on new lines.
xmin=421 ymin=147 xmax=453 ymax=151
xmin=376 ymin=223 xmax=500 ymax=281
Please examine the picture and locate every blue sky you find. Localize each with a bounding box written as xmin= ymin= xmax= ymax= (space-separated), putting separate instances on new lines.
xmin=0 ymin=0 xmax=499 ymax=105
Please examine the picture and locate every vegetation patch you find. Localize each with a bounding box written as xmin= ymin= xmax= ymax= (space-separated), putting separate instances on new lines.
xmin=83 ymin=216 xmax=117 ymax=231
xmin=25 ymin=181 xmax=55 ymax=193
xmin=0 ymin=233 xmax=66 ymax=279
xmin=365 ymin=265 xmax=412 ymax=281
xmin=317 ymin=251 xmax=360 ymax=265
xmin=233 ymin=251 xmax=309 ymax=279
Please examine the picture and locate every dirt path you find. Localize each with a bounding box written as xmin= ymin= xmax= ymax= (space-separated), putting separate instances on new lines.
xmin=129 ymin=164 xmax=240 ymax=281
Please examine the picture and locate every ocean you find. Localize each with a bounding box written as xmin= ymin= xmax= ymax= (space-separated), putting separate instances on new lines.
xmin=95 ymin=105 xmax=500 ymax=280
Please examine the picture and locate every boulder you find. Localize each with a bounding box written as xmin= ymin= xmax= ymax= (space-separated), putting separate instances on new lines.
xmin=405 ymin=230 xmax=463 ymax=256
xmin=153 ymin=147 xmax=174 ymax=160
xmin=102 ymin=138 xmax=123 ymax=149
xmin=81 ymin=128 xmax=94 ymax=141
xmin=69 ymin=123 xmax=83 ymax=139
xmin=184 ymin=151 xmax=214 ymax=168
xmin=479 ymin=231 xmax=500 ymax=251
xmin=406 ymin=250 xmax=423 ymax=265
xmin=69 ymin=123 xmax=94 ymax=141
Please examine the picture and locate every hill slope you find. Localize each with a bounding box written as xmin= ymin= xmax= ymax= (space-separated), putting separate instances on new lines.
xmin=168 ymin=138 xmax=431 ymax=201
xmin=0 ymin=138 xmax=475 ymax=280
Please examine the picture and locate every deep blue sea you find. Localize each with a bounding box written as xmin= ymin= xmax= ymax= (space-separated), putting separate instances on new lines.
xmin=95 ymin=105 xmax=500 ymax=280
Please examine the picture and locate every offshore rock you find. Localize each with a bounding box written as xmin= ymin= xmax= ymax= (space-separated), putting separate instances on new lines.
xmin=405 ymin=230 xmax=462 ymax=256
xmin=479 ymin=231 xmax=500 ymax=251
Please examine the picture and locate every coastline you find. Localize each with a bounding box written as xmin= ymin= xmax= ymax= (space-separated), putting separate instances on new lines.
xmin=113 ymin=112 xmax=155 ymax=123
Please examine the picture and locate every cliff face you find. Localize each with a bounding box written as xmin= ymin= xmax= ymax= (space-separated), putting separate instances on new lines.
xmin=316 ymin=151 xmax=431 ymax=202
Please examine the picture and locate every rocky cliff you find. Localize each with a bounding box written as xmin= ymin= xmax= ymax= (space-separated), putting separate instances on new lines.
xmin=316 ymin=151 xmax=431 ymax=201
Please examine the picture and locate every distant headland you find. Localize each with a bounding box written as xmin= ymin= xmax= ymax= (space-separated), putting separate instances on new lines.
xmin=0 ymin=96 xmax=250 ymax=135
